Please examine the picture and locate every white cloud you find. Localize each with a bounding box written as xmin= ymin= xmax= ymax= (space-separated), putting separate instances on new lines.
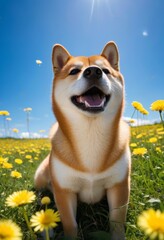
xmin=123 ymin=117 xmax=159 ymax=126
xmin=142 ymin=31 xmax=148 ymax=37
xmin=20 ymin=132 xmax=48 ymax=139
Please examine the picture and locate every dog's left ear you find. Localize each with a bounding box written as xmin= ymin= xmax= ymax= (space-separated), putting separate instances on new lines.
xmin=52 ymin=44 xmax=71 ymax=73
xmin=101 ymin=41 xmax=119 ymax=71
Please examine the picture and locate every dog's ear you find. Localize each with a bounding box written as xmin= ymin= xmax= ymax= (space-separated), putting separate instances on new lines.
xmin=52 ymin=44 xmax=71 ymax=73
xmin=101 ymin=41 xmax=119 ymax=71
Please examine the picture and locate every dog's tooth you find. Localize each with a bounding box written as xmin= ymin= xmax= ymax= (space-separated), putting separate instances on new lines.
xmin=84 ymin=97 xmax=106 ymax=108
xmin=84 ymin=101 xmax=91 ymax=107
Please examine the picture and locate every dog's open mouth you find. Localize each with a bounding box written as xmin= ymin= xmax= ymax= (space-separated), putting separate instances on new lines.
xmin=71 ymin=87 xmax=110 ymax=113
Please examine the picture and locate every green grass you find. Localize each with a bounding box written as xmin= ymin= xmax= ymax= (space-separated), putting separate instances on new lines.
xmin=0 ymin=124 xmax=163 ymax=239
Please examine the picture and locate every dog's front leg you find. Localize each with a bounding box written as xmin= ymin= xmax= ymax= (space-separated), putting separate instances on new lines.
xmin=55 ymin=190 xmax=78 ymax=237
xmin=107 ymin=177 xmax=130 ymax=240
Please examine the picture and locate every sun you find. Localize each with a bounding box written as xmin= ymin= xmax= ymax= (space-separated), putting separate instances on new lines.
xmin=90 ymin=0 xmax=111 ymax=20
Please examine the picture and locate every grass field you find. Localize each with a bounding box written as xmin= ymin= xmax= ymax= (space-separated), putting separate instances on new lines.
xmin=0 ymin=124 xmax=163 ymax=240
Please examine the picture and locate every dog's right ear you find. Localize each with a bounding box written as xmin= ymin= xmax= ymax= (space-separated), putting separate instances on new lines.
xmin=52 ymin=44 xmax=71 ymax=73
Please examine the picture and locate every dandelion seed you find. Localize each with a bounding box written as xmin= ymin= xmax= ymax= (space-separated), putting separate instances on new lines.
xmin=36 ymin=60 xmax=42 ymax=65
xmin=148 ymin=198 xmax=161 ymax=203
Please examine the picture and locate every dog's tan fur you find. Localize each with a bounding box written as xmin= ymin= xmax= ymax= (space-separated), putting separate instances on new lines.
xmin=34 ymin=42 xmax=131 ymax=240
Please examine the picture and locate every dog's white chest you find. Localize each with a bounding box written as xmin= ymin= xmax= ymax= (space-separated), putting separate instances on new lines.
xmin=51 ymin=150 xmax=129 ymax=204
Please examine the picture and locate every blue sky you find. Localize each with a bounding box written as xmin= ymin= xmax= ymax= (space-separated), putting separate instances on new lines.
xmin=0 ymin=0 xmax=164 ymax=137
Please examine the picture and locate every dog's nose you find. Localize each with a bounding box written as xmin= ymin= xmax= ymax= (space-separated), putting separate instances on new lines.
xmin=83 ymin=66 xmax=102 ymax=80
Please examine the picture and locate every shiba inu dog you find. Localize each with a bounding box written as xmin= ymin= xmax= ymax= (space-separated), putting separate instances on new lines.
xmin=34 ymin=41 xmax=131 ymax=240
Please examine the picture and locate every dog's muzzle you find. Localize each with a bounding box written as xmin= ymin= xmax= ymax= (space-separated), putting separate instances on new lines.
xmin=71 ymin=67 xmax=111 ymax=113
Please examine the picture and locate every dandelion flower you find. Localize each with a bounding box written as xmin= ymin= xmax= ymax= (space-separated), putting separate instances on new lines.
xmin=41 ymin=196 xmax=51 ymax=205
xmin=150 ymin=100 xmax=164 ymax=112
xmin=130 ymin=143 xmax=137 ymax=147
xmin=15 ymin=159 xmax=23 ymax=164
xmin=137 ymin=208 xmax=164 ymax=239
xmin=25 ymin=155 xmax=32 ymax=159
xmin=156 ymin=147 xmax=162 ymax=153
xmin=0 ymin=110 xmax=10 ymax=116
xmin=11 ymin=171 xmax=22 ymax=178
xmin=132 ymin=101 xmax=143 ymax=111
xmin=136 ymin=133 xmax=143 ymax=139
xmin=133 ymin=147 xmax=147 ymax=155
xmin=30 ymin=209 xmax=60 ymax=232
xmin=149 ymin=137 xmax=158 ymax=143
xmin=12 ymin=128 xmax=19 ymax=133
xmin=0 ymin=219 xmax=22 ymax=240
xmin=2 ymin=162 xmax=13 ymax=169
xmin=6 ymin=190 xmax=36 ymax=208
xmin=150 ymin=100 xmax=164 ymax=127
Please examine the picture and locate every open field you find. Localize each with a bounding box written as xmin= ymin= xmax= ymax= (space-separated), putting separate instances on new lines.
xmin=0 ymin=124 xmax=163 ymax=239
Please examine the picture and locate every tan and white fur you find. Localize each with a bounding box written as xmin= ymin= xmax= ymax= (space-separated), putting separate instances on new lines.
xmin=34 ymin=41 xmax=131 ymax=240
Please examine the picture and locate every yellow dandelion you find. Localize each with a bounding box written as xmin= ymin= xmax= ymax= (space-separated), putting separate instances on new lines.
xmin=133 ymin=147 xmax=147 ymax=155
xmin=2 ymin=162 xmax=13 ymax=169
xmin=15 ymin=159 xmax=23 ymax=164
xmin=0 ymin=157 xmax=8 ymax=165
xmin=156 ymin=147 xmax=162 ymax=153
xmin=130 ymin=143 xmax=137 ymax=147
xmin=25 ymin=155 xmax=32 ymax=159
xmin=140 ymin=108 xmax=149 ymax=115
xmin=136 ymin=133 xmax=143 ymax=139
xmin=30 ymin=209 xmax=60 ymax=232
xmin=0 ymin=219 xmax=22 ymax=240
xmin=137 ymin=208 xmax=164 ymax=239
xmin=150 ymin=100 xmax=164 ymax=127
xmin=150 ymin=100 xmax=164 ymax=112
xmin=11 ymin=171 xmax=22 ymax=179
xmin=158 ymin=131 xmax=164 ymax=135
xmin=12 ymin=128 xmax=19 ymax=133
xmin=41 ymin=196 xmax=51 ymax=205
xmin=6 ymin=190 xmax=36 ymax=208
xmin=132 ymin=101 xmax=143 ymax=111
xmin=149 ymin=137 xmax=158 ymax=143
xmin=0 ymin=110 xmax=10 ymax=116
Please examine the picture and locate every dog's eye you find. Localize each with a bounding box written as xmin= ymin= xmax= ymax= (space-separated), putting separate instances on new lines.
xmin=69 ymin=69 xmax=81 ymax=75
xmin=102 ymin=68 xmax=110 ymax=74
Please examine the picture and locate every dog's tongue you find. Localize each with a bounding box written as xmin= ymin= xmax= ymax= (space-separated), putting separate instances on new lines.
xmin=77 ymin=94 xmax=105 ymax=107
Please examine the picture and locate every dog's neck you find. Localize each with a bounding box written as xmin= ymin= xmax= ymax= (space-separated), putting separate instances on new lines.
xmin=52 ymin=103 xmax=127 ymax=173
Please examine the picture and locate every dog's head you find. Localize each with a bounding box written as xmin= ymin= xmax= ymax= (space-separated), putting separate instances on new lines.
xmin=52 ymin=42 xmax=124 ymax=119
